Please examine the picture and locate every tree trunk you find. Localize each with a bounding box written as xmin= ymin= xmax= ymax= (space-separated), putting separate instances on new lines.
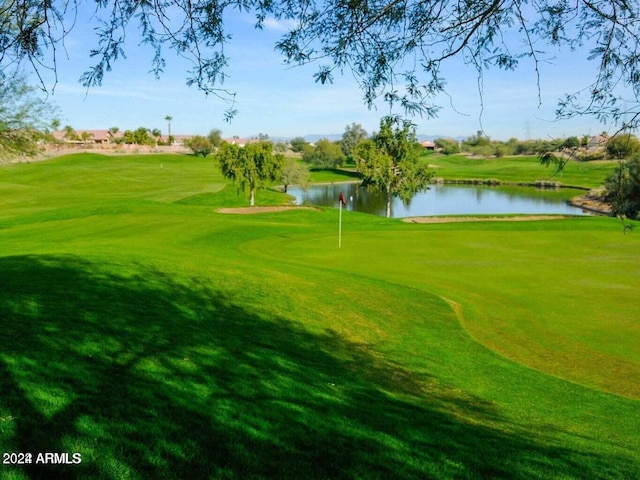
xmin=250 ymin=188 xmax=255 ymax=206
xmin=386 ymin=184 xmax=392 ymax=218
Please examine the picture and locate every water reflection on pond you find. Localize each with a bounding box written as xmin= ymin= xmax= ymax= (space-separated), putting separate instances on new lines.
xmin=286 ymin=183 xmax=590 ymax=218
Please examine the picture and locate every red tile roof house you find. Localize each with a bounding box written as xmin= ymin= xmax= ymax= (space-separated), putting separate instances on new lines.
xmin=50 ymin=129 xmax=121 ymax=145
xmin=47 ymin=130 xmax=193 ymax=153
xmin=587 ymin=135 xmax=608 ymax=149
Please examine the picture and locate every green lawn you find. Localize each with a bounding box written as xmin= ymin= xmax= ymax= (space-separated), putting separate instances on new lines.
xmin=425 ymin=153 xmax=618 ymax=189
xmin=308 ymin=167 xmax=360 ymax=184
xmin=0 ymin=153 xmax=638 ymax=479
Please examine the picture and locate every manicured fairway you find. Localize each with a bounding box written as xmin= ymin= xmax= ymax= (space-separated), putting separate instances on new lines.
xmin=0 ymin=153 xmax=638 ymax=479
xmin=427 ymin=153 xmax=618 ymax=188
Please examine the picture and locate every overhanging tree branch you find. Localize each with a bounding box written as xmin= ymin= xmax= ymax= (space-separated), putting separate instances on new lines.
xmin=2 ymin=0 xmax=640 ymax=125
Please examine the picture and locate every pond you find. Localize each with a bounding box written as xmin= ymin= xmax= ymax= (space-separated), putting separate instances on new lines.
xmin=286 ymin=183 xmax=590 ymax=218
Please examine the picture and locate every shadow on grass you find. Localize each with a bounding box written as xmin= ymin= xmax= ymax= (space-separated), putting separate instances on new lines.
xmin=0 ymin=255 xmax=633 ymax=479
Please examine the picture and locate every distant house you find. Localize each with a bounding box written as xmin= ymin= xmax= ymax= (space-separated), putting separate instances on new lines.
xmin=51 ymin=129 xmax=121 ymax=145
xmin=587 ymin=135 xmax=608 ymax=149
xmin=421 ymin=140 xmax=436 ymax=150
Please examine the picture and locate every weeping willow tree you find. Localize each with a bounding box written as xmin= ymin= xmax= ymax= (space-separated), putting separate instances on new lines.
xmin=218 ymin=141 xmax=284 ymax=206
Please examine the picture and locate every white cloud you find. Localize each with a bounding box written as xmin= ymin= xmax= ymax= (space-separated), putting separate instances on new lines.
xmin=261 ymin=17 xmax=299 ymax=32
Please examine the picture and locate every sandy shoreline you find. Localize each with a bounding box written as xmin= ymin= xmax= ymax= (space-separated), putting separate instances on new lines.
xmin=401 ymin=215 xmax=573 ymax=224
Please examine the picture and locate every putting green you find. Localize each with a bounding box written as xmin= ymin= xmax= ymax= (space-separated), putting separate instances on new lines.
xmin=242 ymin=214 xmax=640 ymax=399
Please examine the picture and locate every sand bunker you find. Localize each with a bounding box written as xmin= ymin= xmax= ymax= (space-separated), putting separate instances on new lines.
xmin=217 ymin=206 xmax=320 ymax=214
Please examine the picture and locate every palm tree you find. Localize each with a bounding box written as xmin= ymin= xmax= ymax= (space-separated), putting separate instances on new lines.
xmin=151 ymin=128 xmax=162 ymax=146
xmin=63 ymin=125 xmax=78 ymax=141
xmin=79 ymin=131 xmax=94 ymax=147
xmin=164 ymin=115 xmax=173 ymax=144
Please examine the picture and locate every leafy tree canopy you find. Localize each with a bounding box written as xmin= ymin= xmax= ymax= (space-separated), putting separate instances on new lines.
xmin=301 ymin=138 xmax=345 ymax=169
xmin=218 ymin=141 xmax=284 ymax=206
xmin=606 ymin=134 xmax=640 ymax=159
xmin=563 ymin=136 xmax=581 ymax=150
xmin=186 ymin=135 xmax=213 ymax=157
xmin=435 ymin=138 xmax=460 ymax=155
xmin=341 ymin=123 xmax=368 ymax=161
xmin=207 ymin=129 xmax=223 ymax=148
xmin=121 ymin=127 xmax=156 ymax=146
xmin=280 ymin=157 xmax=310 ymax=193
xmin=0 ymin=73 xmax=58 ymax=160
xmin=290 ymin=137 xmax=307 ymax=153
xmin=603 ymin=157 xmax=640 ymax=221
xmin=354 ymin=116 xmax=432 ymax=217
xmin=2 ymin=1 xmax=640 ymax=125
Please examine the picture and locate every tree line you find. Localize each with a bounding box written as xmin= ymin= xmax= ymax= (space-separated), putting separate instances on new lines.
xmin=208 ymin=120 xmax=640 ymax=221
xmin=213 ymin=117 xmax=432 ymax=217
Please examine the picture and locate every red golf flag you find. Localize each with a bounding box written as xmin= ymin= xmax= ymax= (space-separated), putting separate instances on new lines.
xmin=339 ymin=192 xmax=346 ymax=206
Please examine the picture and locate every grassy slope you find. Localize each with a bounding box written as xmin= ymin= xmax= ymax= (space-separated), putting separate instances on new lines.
xmin=426 ymin=153 xmax=618 ymax=189
xmin=0 ymin=153 xmax=638 ymax=479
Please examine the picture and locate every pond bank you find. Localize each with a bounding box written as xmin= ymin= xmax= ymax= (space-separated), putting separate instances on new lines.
xmin=567 ymin=189 xmax=612 ymax=216
xmin=403 ymin=215 xmax=572 ymax=224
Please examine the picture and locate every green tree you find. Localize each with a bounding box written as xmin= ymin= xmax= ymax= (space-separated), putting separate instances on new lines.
xmin=108 ymin=126 xmax=120 ymax=143
xmin=274 ymin=141 xmax=288 ymax=153
xmin=121 ymin=127 xmax=154 ymax=145
xmin=340 ymin=123 xmax=368 ymax=162
xmin=63 ymin=125 xmax=78 ymax=141
xmin=185 ymin=135 xmax=213 ymax=157
xmin=164 ymin=115 xmax=173 ymax=144
xmin=290 ymin=137 xmax=307 ymax=153
xmin=606 ymin=134 xmax=640 ymax=159
xmin=493 ymin=144 xmax=507 ymax=158
xmin=354 ymin=117 xmax=433 ymax=218
xmin=79 ymin=131 xmax=94 ymax=146
xmin=207 ymin=129 xmax=223 ymax=148
xmin=301 ymin=138 xmax=345 ymax=169
xmin=434 ymin=138 xmax=460 ymax=155
xmin=0 ymin=74 xmax=57 ymax=159
xmin=603 ymin=157 xmax=640 ymax=221
xmin=151 ymin=128 xmax=162 ymax=145
xmin=218 ymin=141 xmax=284 ymax=206
xmin=280 ymin=158 xmax=310 ymax=193
xmin=461 ymin=131 xmax=493 ymax=156
xmin=581 ymin=135 xmax=590 ymax=147
xmin=563 ymin=136 xmax=581 ymax=149
xmin=133 ymin=127 xmax=155 ymax=145
xmin=539 ymin=140 xmax=570 ymax=179
xmin=0 ymin=72 xmax=60 ymax=160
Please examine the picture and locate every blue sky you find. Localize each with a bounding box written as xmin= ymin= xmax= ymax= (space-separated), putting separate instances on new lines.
xmin=35 ymin=6 xmax=612 ymax=141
